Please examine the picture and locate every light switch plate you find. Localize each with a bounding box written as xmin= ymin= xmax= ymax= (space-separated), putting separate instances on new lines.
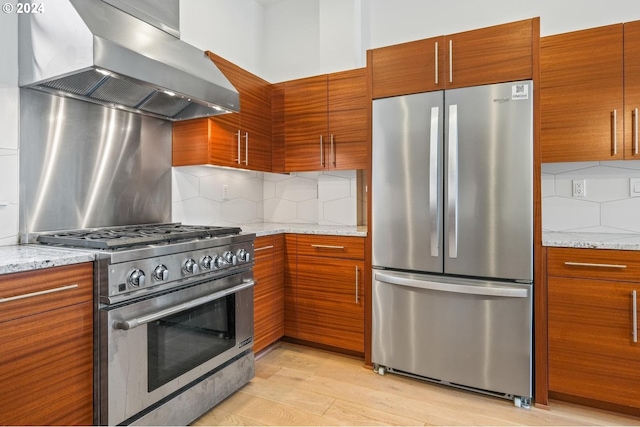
xmin=629 ymin=178 xmax=640 ymax=198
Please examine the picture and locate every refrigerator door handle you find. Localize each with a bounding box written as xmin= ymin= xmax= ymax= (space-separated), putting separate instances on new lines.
xmin=429 ymin=106 xmax=440 ymax=257
xmin=375 ymin=272 xmax=528 ymax=298
xmin=447 ymin=104 xmax=459 ymax=258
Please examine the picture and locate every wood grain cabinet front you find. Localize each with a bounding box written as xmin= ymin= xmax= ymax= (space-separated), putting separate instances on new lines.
xmin=541 ymin=20 xmax=640 ymax=162
xmin=284 ymin=68 xmax=368 ymax=172
xmin=0 ymin=263 xmax=94 ymax=426
xmin=253 ymin=235 xmax=285 ymax=354
xmin=285 ymin=235 xmax=365 ymax=354
xmin=172 ymin=52 xmax=272 ymax=171
xmin=547 ymin=248 xmax=640 ymax=414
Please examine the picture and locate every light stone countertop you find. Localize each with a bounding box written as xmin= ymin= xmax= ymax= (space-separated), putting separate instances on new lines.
xmin=0 ymin=245 xmax=96 ymax=275
xmin=543 ymin=231 xmax=640 ymax=251
xmin=239 ymin=223 xmax=367 ymax=238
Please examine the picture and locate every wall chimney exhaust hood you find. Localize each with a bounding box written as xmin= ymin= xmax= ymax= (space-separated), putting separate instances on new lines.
xmin=18 ymin=0 xmax=239 ymax=121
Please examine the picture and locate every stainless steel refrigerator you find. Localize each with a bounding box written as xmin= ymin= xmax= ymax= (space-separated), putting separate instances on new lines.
xmin=371 ymin=80 xmax=533 ymax=406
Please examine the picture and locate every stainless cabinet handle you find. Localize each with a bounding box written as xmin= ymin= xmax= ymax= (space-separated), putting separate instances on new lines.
xmin=310 ymin=244 xmax=345 ymax=250
xmin=114 ymin=280 xmax=254 ymax=330
xmin=355 ymin=265 xmax=359 ymax=304
xmin=634 ymin=108 xmax=639 ymax=156
xmin=236 ymin=130 xmax=241 ymax=164
xmin=564 ymin=261 xmax=627 ymax=269
xmin=447 ymin=104 xmax=458 ymax=258
xmin=633 ymin=290 xmax=638 ymax=343
xmin=244 ymin=132 xmax=249 ymax=165
xmin=254 ymin=245 xmax=274 ymax=252
xmin=449 ymin=39 xmax=453 ymax=83
xmin=429 ymin=106 xmax=440 ymax=257
xmin=612 ymin=110 xmax=618 ymax=156
xmin=0 ymin=284 xmax=78 ymax=304
xmin=320 ymin=135 xmax=324 ymax=167
xmin=331 ymin=134 xmax=336 ymax=167
xmin=434 ymin=41 xmax=439 ymax=85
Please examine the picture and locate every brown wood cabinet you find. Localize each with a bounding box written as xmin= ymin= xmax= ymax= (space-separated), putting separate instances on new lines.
xmin=370 ymin=18 xmax=536 ymax=98
xmin=284 ymin=68 xmax=368 ymax=172
xmin=0 ymin=263 xmax=94 ymax=426
xmin=625 ymin=20 xmax=640 ymax=160
xmin=285 ymin=234 xmax=365 ymax=354
xmin=173 ymin=52 xmax=272 ymax=171
xmin=547 ymin=248 xmax=640 ymax=414
xmin=540 ymin=24 xmax=625 ymax=162
xmin=253 ymin=235 xmax=285 ymax=354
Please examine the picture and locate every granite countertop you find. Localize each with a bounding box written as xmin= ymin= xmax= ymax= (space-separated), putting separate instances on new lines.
xmin=543 ymin=231 xmax=640 ymax=251
xmin=0 ymin=245 xmax=96 ymax=275
xmin=239 ymin=223 xmax=367 ymax=238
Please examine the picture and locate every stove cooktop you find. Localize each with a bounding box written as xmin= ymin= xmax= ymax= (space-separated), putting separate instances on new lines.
xmin=35 ymin=223 xmax=242 ymax=250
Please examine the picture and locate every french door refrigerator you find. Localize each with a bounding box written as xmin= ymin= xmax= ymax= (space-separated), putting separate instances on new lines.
xmin=371 ymin=80 xmax=534 ymax=406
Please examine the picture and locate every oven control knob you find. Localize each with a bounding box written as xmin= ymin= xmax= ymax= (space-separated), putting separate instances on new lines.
xmin=183 ymin=258 xmax=199 ymax=274
xmin=201 ymin=255 xmax=214 ymax=270
xmin=237 ymin=249 xmax=251 ymax=262
xmin=128 ymin=269 xmax=146 ymax=288
xmin=153 ymin=265 xmax=169 ymax=281
xmin=224 ymin=251 xmax=238 ymax=266
xmin=213 ymin=255 xmax=226 ymax=269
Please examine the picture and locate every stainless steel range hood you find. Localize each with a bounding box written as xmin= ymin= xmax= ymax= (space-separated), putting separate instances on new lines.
xmin=18 ymin=0 xmax=239 ymax=121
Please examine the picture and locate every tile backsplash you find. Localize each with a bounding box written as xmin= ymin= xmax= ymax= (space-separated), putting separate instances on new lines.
xmin=542 ymin=160 xmax=640 ymax=233
xmin=172 ymin=165 xmax=362 ymax=226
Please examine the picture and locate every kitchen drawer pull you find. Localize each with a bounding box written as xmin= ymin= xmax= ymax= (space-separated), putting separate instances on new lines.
xmin=355 ymin=265 xmax=359 ymax=304
xmin=434 ymin=41 xmax=439 ymax=85
xmin=564 ymin=261 xmax=627 ymax=269
xmin=254 ymin=245 xmax=274 ymax=252
xmin=114 ymin=280 xmax=254 ymax=330
xmin=0 ymin=284 xmax=79 ymax=304
xmin=612 ymin=110 xmax=618 ymax=156
xmin=633 ymin=290 xmax=638 ymax=343
xmin=311 ymin=244 xmax=345 ymax=250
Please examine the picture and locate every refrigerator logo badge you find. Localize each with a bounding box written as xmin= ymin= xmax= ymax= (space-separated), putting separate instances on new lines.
xmin=511 ymin=84 xmax=529 ymax=100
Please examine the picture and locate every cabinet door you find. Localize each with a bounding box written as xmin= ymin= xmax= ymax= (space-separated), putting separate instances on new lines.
xmin=625 ymin=20 xmax=640 ymax=159
xmin=284 ymin=75 xmax=329 ymax=171
xmin=272 ymin=234 xmax=285 ymax=342
xmin=172 ymin=119 xmax=210 ymax=166
xmin=253 ymin=235 xmax=275 ymax=354
xmin=295 ymin=257 xmax=365 ymax=353
xmin=548 ymin=277 xmax=640 ymax=408
xmin=371 ymin=37 xmax=445 ymax=99
xmin=271 ymin=83 xmax=286 ymax=173
xmin=238 ymin=71 xmax=272 ymax=171
xmin=284 ymin=234 xmax=298 ymax=338
xmin=328 ymin=68 xmax=368 ymax=170
xmin=540 ymin=24 xmax=624 ymax=162
xmin=445 ymin=18 xmax=535 ymax=89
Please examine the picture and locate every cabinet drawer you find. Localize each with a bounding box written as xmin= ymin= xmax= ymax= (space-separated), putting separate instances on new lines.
xmin=0 ymin=263 xmax=93 ymax=323
xmin=295 ymin=235 xmax=364 ymax=260
xmin=547 ymin=247 xmax=640 ymax=282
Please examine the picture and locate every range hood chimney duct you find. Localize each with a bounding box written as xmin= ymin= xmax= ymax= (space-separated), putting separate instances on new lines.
xmin=18 ymin=0 xmax=239 ymax=121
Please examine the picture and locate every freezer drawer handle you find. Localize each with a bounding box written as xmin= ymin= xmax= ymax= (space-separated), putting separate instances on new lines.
xmin=113 ymin=280 xmax=254 ymax=331
xmin=564 ymin=261 xmax=627 ymax=269
xmin=0 ymin=284 xmax=78 ymax=304
xmin=375 ymin=272 xmax=528 ymax=298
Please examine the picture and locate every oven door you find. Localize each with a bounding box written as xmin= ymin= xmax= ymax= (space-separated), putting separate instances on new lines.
xmin=100 ymin=270 xmax=254 ymax=426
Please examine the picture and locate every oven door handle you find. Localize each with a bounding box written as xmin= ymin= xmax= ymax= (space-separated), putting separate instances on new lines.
xmin=113 ymin=280 xmax=255 ymax=331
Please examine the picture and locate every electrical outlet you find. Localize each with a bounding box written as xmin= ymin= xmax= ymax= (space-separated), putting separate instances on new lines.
xmin=222 ymin=184 xmax=229 ymax=200
xmin=572 ymin=179 xmax=586 ymax=198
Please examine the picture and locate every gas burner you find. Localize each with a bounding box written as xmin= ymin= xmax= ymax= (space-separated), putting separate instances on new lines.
xmin=35 ymin=223 xmax=242 ymax=250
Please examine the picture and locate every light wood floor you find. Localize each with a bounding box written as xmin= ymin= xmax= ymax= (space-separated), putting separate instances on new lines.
xmin=193 ymin=342 xmax=640 ymax=426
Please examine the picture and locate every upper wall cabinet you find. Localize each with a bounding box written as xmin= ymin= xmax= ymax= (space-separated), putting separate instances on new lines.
xmin=370 ymin=18 xmax=537 ymax=98
xmin=172 ymin=52 xmax=272 ymax=171
xmin=284 ymin=68 xmax=368 ymax=172
xmin=540 ymin=24 xmax=625 ymax=162
xmin=625 ymin=21 xmax=640 ymax=160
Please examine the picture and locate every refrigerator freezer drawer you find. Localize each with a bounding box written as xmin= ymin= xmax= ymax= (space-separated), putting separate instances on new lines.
xmin=372 ymin=270 xmax=532 ymax=399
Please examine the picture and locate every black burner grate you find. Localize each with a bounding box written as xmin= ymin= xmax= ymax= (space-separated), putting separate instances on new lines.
xmin=36 ymin=223 xmax=242 ymax=250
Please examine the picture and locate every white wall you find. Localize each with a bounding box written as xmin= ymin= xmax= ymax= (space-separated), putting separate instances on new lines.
xmin=0 ymin=11 xmax=19 ymax=246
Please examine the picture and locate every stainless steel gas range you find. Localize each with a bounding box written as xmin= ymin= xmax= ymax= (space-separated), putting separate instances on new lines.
xmin=34 ymin=223 xmax=256 ymax=426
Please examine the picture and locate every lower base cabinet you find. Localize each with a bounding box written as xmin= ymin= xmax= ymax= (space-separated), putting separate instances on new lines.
xmin=0 ymin=263 xmax=94 ymax=426
xmin=547 ymin=248 xmax=640 ymax=413
xmin=285 ymin=234 xmax=365 ymax=354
